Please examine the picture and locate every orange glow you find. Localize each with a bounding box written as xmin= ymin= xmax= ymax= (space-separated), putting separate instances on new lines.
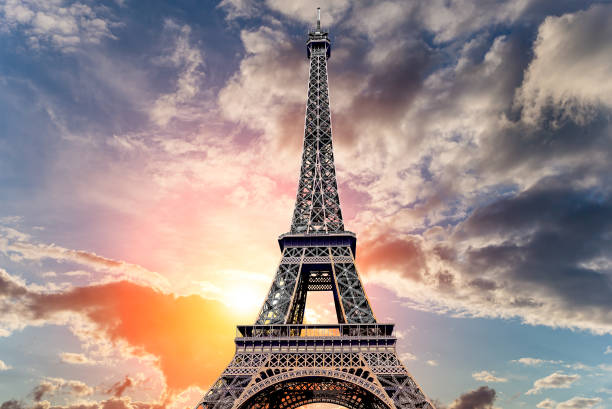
xmin=35 ymin=281 xmax=239 ymax=393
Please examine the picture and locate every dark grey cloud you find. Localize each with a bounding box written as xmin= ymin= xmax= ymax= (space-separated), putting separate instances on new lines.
xmin=107 ymin=377 xmax=134 ymax=398
xmin=358 ymin=174 xmax=612 ymax=332
xmin=0 ymin=401 xmax=23 ymax=409
xmin=461 ymin=179 xmax=612 ymax=309
xmin=31 ymin=382 xmax=55 ymax=402
xmin=435 ymin=386 xmax=497 ymax=409
xmin=449 ymin=386 xmax=496 ymax=409
xmin=28 ymin=379 xmax=92 ymax=402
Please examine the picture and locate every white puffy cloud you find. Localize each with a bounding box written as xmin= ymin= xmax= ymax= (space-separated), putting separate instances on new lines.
xmin=556 ymin=396 xmax=602 ymax=409
xmin=537 ymin=398 xmax=556 ymax=409
xmin=59 ymin=352 xmax=96 ymax=365
xmin=265 ymin=0 xmax=350 ymax=25
xmin=512 ymin=357 xmax=562 ymax=366
xmin=515 ymin=4 xmax=612 ymax=125
xmin=472 ymin=370 xmax=508 ymax=383
xmin=0 ymin=0 xmax=116 ymax=51
xmin=416 ymin=0 xmax=530 ymax=43
xmin=399 ymin=352 xmax=417 ymax=362
xmin=218 ymin=25 xmax=306 ymax=150
xmin=526 ymin=372 xmax=580 ymax=395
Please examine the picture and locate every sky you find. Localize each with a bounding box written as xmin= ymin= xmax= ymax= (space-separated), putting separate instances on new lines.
xmin=1 ymin=0 xmax=612 ymax=409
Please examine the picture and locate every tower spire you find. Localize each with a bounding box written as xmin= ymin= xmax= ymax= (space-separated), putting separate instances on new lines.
xmin=317 ymin=7 xmax=321 ymax=30
xmin=291 ymin=9 xmax=339 ymax=233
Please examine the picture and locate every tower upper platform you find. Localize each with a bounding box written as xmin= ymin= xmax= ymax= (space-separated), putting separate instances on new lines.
xmin=307 ymin=9 xmax=331 ymax=59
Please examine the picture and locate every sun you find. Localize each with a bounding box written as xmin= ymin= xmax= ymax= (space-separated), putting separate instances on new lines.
xmin=226 ymin=284 xmax=263 ymax=318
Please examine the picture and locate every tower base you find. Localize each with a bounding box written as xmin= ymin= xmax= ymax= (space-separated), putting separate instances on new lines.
xmin=196 ymin=324 xmax=434 ymax=409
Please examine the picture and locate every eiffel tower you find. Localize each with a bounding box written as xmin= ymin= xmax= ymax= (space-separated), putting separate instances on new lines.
xmin=196 ymin=9 xmax=435 ymax=409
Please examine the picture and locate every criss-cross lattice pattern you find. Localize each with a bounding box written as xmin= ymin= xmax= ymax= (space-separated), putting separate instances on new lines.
xmin=199 ymin=375 xmax=252 ymax=409
xmin=198 ymin=348 xmax=434 ymax=409
xmin=255 ymin=246 xmax=375 ymax=324
xmin=334 ymin=262 xmax=376 ymax=324
xmin=290 ymin=39 xmax=343 ymax=234
xmin=255 ymin=256 xmax=300 ymax=325
xmin=378 ymin=375 xmax=433 ymax=409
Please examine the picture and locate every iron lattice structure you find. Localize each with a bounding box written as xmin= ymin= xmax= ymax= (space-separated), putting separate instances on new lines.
xmin=196 ymin=10 xmax=435 ymax=409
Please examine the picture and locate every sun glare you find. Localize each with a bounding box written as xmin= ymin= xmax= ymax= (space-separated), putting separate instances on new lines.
xmin=226 ymin=285 xmax=262 ymax=317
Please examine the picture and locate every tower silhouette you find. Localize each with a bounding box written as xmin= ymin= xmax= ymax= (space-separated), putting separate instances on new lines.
xmin=196 ymin=9 xmax=435 ymax=409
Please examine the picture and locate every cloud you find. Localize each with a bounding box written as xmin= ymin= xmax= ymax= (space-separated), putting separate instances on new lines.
xmin=312 ymin=2 xmax=612 ymax=339
xmin=0 ymin=0 xmax=117 ymax=52
xmin=426 ymin=360 xmax=438 ymax=367
xmin=64 ymin=271 xmax=91 ymax=278
xmin=32 ymin=381 xmax=56 ymax=402
xmin=399 ymin=352 xmax=417 ymax=362
xmin=0 ymin=226 xmax=170 ymax=291
xmin=265 ymin=0 xmax=350 ymax=25
xmin=1 ymin=396 xmax=169 ymax=409
xmin=446 ymin=386 xmax=496 ymax=409
xmin=217 ymin=0 xmax=259 ymax=20
xmin=107 ymin=376 xmax=133 ymax=398
xmin=537 ymin=399 xmax=556 ymax=409
xmin=515 ymin=3 xmax=612 ymax=125
xmin=471 ymin=371 xmax=508 ymax=383
xmin=149 ymin=21 xmax=205 ymax=127
xmin=59 ymin=352 xmax=96 ymax=365
xmin=556 ymin=397 xmax=602 ymax=409
xmin=363 ymin=176 xmax=612 ymax=336
xmin=31 ymin=378 xmax=93 ymax=402
xmin=512 ymin=357 xmax=562 ymax=366
xmin=605 ymin=346 xmax=612 ymax=355
xmin=0 ymin=401 xmax=22 ymax=409
xmin=0 ymin=359 xmax=11 ymax=370
xmin=458 ymin=181 xmax=612 ymax=330
xmin=526 ymin=372 xmax=580 ymax=395
xmin=0 ymin=268 xmax=237 ymax=393
xmin=358 ymin=236 xmax=426 ymax=282
xmin=218 ymin=25 xmax=306 ymax=150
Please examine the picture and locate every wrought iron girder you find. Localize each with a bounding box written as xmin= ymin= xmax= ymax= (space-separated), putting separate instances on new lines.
xmin=254 ymin=245 xmax=375 ymax=325
xmin=255 ymin=251 xmax=301 ymax=325
xmin=291 ymin=47 xmax=344 ymax=234
xmin=199 ymin=347 xmax=435 ymax=409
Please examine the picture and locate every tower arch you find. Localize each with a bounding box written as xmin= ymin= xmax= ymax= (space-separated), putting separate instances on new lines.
xmin=237 ymin=374 xmax=392 ymax=409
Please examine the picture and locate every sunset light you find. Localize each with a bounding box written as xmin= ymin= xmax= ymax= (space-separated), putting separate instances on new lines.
xmin=1 ymin=1 xmax=612 ymax=409
xmin=226 ymin=284 xmax=263 ymax=317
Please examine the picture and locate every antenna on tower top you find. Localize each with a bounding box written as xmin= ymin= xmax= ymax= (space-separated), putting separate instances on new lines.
xmin=316 ymin=7 xmax=321 ymax=30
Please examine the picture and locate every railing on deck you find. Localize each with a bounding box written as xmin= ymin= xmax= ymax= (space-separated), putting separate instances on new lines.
xmin=236 ymin=323 xmax=395 ymax=339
